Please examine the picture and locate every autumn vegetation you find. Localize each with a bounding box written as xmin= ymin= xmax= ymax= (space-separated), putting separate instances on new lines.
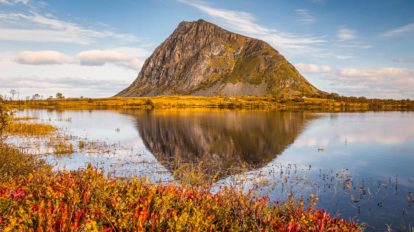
xmin=3 ymin=95 xmax=414 ymax=112
xmin=0 ymin=163 xmax=361 ymax=231
xmin=3 ymin=121 xmax=56 ymax=136
xmin=0 ymin=97 xmax=363 ymax=231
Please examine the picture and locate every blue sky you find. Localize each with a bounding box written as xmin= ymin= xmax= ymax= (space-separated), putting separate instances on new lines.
xmin=1 ymin=0 xmax=413 ymax=99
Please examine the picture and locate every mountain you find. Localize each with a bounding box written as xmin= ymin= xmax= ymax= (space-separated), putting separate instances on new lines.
xmin=117 ymin=19 xmax=320 ymax=97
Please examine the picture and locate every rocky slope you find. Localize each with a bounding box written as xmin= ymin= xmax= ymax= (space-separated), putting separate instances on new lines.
xmin=117 ymin=19 xmax=320 ymax=97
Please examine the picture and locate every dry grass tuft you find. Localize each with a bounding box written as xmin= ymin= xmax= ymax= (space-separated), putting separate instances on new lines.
xmin=4 ymin=122 xmax=56 ymax=136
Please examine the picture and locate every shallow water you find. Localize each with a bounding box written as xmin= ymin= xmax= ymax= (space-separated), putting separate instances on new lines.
xmin=12 ymin=109 xmax=414 ymax=231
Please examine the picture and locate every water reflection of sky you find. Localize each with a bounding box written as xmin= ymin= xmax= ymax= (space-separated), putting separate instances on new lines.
xmin=12 ymin=110 xmax=414 ymax=231
xmin=278 ymin=112 xmax=414 ymax=188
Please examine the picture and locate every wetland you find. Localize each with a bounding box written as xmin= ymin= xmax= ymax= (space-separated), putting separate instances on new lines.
xmin=5 ymin=108 xmax=414 ymax=231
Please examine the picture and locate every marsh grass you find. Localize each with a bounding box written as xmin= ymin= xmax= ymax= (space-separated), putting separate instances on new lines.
xmin=78 ymin=140 xmax=85 ymax=149
xmin=168 ymin=158 xmax=256 ymax=189
xmin=77 ymin=140 xmax=117 ymax=154
xmin=171 ymin=161 xmax=221 ymax=188
xmin=4 ymin=122 xmax=56 ymax=136
xmin=12 ymin=116 xmax=38 ymax=121
xmin=53 ymin=142 xmax=74 ymax=155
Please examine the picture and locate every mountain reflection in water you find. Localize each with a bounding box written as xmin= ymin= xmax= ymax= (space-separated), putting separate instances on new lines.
xmin=128 ymin=110 xmax=317 ymax=177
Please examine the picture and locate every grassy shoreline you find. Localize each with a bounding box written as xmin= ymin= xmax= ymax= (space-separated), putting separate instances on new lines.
xmin=4 ymin=96 xmax=414 ymax=111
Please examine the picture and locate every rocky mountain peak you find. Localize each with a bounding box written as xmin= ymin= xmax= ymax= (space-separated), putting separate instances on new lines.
xmin=117 ymin=19 xmax=320 ymax=97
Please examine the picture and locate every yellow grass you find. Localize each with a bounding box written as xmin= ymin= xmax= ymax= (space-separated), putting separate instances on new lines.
xmin=12 ymin=116 xmax=38 ymax=121
xmin=4 ymin=122 xmax=56 ymax=136
xmin=4 ymin=96 xmax=281 ymax=111
xmin=303 ymin=98 xmax=333 ymax=103
xmin=53 ymin=142 xmax=74 ymax=155
xmin=4 ymin=95 xmax=414 ymax=111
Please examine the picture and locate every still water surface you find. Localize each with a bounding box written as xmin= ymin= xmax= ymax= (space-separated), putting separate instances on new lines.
xmin=13 ymin=110 xmax=414 ymax=231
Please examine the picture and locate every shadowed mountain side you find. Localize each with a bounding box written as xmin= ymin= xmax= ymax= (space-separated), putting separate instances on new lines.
xmin=127 ymin=110 xmax=317 ymax=178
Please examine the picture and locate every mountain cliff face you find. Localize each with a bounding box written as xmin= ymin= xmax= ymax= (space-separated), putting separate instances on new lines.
xmin=117 ymin=19 xmax=320 ymax=97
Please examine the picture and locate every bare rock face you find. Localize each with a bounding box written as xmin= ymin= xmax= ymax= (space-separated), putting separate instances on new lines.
xmin=117 ymin=19 xmax=320 ymax=97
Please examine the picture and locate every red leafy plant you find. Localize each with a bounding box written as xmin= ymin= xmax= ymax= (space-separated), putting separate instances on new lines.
xmin=0 ymin=164 xmax=361 ymax=231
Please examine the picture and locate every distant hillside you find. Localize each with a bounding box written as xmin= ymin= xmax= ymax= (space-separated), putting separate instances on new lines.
xmin=117 ymin=19 xmax=320 ymax=97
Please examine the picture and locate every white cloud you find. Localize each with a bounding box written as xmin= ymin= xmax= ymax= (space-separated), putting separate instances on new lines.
xmin=294 ymin=63 xmax=414 ymax=99
xmin=333 ymin=27 xmax=369 ymax=49
xmin=336 ymin=28 xmax=356 ymax=41
xmin=78 ymin=49 xmax=144 ymax=70
xmin=15 ymin=51 xmax=73 ymax=65
xmin=336 ymin=42 xmax=372 ymax=49
xmin=338 ymin=67 xmax=414 ymax=79
xmin=382 ymin=22 xmax=414 ymax=37
xmin=13 ymin=48 xmax=148 ymax=70
xmin=331 ymin=67 xmax=414 ymax=99
xmin=296 ymin=63 xmax=332 ymax=74
xmin=335 ymin=55 xmax=353 ymax=60
xmin=295 ymin=9 xmax=316 ymax=24
xmin=178 ymin=0 xmax=325 ymax=52
xmin=0 ymin=0 xmax=29 ymax=5
xmin=0 ymin=12 xmax=138 ymax=44
xmin=337 ymin=28 xmax=356 ymax=41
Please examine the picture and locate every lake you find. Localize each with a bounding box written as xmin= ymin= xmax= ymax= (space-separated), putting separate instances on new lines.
xmin=11 ymin=109 xmax=414 ymax=231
